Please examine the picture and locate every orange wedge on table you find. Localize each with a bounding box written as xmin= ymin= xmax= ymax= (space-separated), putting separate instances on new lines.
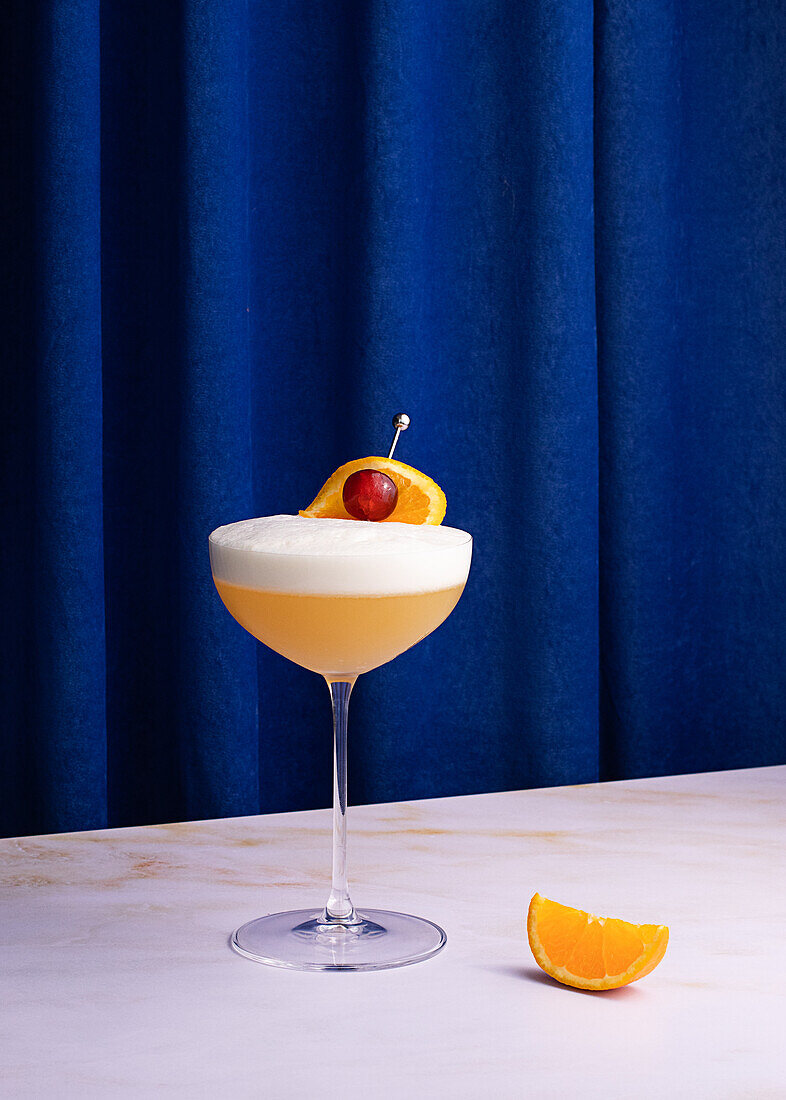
xmin=299 ymin=457 xmax=447 ymax=525
xmin=527 ymin=893 xmax=669 ymax=991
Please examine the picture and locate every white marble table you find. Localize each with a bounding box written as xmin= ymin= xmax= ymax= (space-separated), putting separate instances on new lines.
xmin=2 ymin=766 xmax=785 ymax=1098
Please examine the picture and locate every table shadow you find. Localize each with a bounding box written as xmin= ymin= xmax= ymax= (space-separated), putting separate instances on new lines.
xmin=485 ymin=964 xmax=643 ymax=1000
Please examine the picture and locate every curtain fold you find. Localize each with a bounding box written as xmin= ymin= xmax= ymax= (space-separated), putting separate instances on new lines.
xmin=13 ymin=0 xmax=107 ymax=835
xmin=1 ymin=0 xmax=784 ymax=836
xmin=596 ymin=0 xmax=786 ymax=779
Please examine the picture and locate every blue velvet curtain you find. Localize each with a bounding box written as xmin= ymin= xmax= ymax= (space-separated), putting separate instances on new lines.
xmin=2 ymin=0 xmax=784 ymax=837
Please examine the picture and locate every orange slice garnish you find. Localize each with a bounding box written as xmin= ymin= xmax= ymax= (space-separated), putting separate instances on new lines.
xmin=299 ymin=457 xmax=447 ymax=525
xmin=527 ymin=893 xmax=669 ymax=991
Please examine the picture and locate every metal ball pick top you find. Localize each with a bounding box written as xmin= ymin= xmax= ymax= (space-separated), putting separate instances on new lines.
xmin=387 ymin=413 xmax=410 ymax=460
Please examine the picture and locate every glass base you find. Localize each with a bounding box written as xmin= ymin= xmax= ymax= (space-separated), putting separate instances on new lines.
xmin=231 ymin=908 xmax=447 ymax=971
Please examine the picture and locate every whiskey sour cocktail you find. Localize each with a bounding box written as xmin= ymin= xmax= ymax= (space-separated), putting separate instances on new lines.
xmin=209 ymin=415 xmax=472 ymax=970
xmin=210 ymin=516 xmax=470 ymax=679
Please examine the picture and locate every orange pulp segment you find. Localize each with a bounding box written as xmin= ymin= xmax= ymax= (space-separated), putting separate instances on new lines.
xmin=299 ymin=457 xmax=447 ymax=525
xmin=527 ymin=893 xmax=669 ymax=991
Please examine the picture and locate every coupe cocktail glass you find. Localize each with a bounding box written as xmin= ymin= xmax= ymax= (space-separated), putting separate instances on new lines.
xmin=209 ymin=515 xmax=472 ymax=970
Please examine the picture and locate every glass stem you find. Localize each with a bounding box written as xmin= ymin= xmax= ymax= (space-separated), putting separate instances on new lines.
xmin=323 ymin=678 xmax=360 ymax=924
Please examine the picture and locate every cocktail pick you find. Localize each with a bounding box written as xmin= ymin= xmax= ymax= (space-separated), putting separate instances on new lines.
xmin=387 ymin=413 xmax=410 ymax=460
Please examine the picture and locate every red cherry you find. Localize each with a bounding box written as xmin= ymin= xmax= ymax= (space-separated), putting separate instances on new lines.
xmin=342 ymin=469 xmax=399 ymax=521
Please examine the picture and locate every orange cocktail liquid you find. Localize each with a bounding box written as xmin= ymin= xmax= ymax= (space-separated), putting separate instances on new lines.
xmin=213 ymin=580 xmax=465 ymax=678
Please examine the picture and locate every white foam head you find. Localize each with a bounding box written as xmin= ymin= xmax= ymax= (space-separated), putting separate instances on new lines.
xmin=209 ymin=515 xmax=472 ymax=595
